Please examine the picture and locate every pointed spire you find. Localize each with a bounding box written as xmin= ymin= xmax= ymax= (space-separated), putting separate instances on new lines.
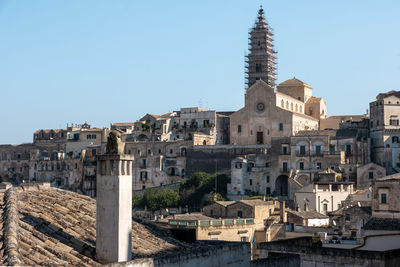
xmin=256 ymin=5 xmax=267 ymax=29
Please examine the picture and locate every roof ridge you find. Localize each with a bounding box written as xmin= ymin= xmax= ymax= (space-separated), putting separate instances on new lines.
xmin=3 ymin=187 xmax=23 ymax=266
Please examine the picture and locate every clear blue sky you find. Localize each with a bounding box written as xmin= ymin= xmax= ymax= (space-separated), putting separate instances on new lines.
xmin=1 ymin=0 xmax=399 ymax=144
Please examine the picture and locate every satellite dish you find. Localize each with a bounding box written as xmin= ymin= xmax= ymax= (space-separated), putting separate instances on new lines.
xmin=358 ymin=202 xmax=361 ymax=207
xmin=333 ymin=220 xmax=336 ymax=226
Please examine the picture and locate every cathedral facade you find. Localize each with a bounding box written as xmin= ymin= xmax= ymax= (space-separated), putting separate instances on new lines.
xmin=230 ymin=7 xmax=326 ymax=146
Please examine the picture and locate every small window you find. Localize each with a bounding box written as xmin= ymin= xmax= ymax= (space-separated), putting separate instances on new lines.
xmin=316 ymin=145 xmax=321 ymax=154
xmin=369 ymin=171 xmax=374 ymax=179
xmin=299 ymin=162 xmax=304 ymax=170
xmin=266 ymin=176 xmax=270 ymax=183
xmin=323 ymin=203 xmax=328 ymax=212
xmin=240 ymin=236 xmax=249 ymax=242
xmin=238 ymin=125 xmax=242 ymax=133
xmin=159 ymin=149 xmax=162 ymax=154
xmin=390 ymin=119 xmax=399 ymax=126
xmin=237 ymin=211 xmax=243 ymax=218
xmin=169 ymin=149 xmax=173 ymax=154
xmin=235 ymin=162 xmax=242 ymax=169
xmin=392 ymin=136 xmax=399 ymax=143
xmin=279 ymin=123 xmax=283 ymax=131
xmin=317 ymin=162 xmax=322 ymax=169
xmin=266 ymin=187 xmax=271 ymax=195
xmin=380 ymin=193 xmax=387 ymax=204
xmin=249 ymin=179 xmax=252 ymax=186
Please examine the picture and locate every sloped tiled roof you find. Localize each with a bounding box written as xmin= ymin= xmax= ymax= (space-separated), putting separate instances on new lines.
xmin=278 ymin=77 xmax=311 ymax=87
xmin=0 ymin=185 xmax=195 ymax=266
xmin=306 ymin=96 xmax=322 ymax=104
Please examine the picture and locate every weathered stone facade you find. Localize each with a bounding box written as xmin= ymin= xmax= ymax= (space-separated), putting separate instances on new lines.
xmin=230 ymin=79 xmax=320 ymax=146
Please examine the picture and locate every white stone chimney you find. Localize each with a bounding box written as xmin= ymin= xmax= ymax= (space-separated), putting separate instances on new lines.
xmin=96 ymin=153 xmax=133 ymax=263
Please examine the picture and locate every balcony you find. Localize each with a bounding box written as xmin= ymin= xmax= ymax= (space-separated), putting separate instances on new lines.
xmin=280 ymin=168 xmax=290 ymax=174
xmin=168 ymin=218 xmax=255 ymax=228
xmin=296 ymin=152 xmax=308 ymax=157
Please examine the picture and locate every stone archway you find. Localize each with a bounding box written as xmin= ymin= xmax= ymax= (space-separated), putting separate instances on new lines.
xmin=275 ymin=175 xmax=288 ymax=196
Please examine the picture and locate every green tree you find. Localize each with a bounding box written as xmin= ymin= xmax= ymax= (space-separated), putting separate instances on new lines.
xmin=142 ymin=188 xmax=180 ymax=211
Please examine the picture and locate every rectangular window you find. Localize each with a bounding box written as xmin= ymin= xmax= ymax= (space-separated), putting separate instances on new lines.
xmin=249 ymin=179 xmax=252 ymax=186
xmin=316 ymin=145 xmax=321 ymax=154
xmin=300 ymin=145 xmax=306 ymax=155
xmin=369 ymin=171 xmax=374 ymax=179
xmin=390 ymin=119 xmax=399 ymax=126
xmin=299 ymin=162 xmax=304 ymax=170
xmin=282 ymin=162 xmax=288 ymax=172
xmin=346 ymin=145 xmax=352 ymax=154
xmin=279 ymin=123 xmax=283 ymax=131
xmin=87 ymin=134 xmax=91 ymax=139
xmin=329 ymin=145 xmax=335 ymax=153
xmin=381 ymin=193 xmax=387 ymax=204
xmin=238 ymin=125 xmax=242 ymax=133
xmin=317 ymin=162 xmax=322 ymax=169
xmin=323 ymin=203 xmax=328 ymax=211
xmin=266 ymin=176 xmax=270 ymax=183
xmin=266 ymin=187 xmax=271 ymax=195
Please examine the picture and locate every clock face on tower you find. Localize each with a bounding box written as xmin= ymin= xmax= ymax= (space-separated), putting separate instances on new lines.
xmin=256 ymin=102 xmax=265 ymax=112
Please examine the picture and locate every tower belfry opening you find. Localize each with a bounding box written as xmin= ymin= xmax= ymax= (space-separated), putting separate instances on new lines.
xmin=245 ymin=6 xmax=277 ymax=89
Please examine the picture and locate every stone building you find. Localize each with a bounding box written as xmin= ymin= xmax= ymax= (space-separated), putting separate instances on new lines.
xmin=230 ymin=79 xmax=322 ymax=146
xmin=167 ymin=199 xmax=284 ymax=257
xmin=356 ymin=162 xmax=386 ymax=189
xmin=329 ymin=205 xmax=372 ymax=237
xmin=228 ymin=154 xmax=271 ymax=198
xmin=294 ymin=182 xmax=354 ymax=214
xmin=125 ymin=140 xmax=190 ymax=190
xmin=0 ymin=124 xmax=106 ymax=196
xmin=369 ymin=90 xmax=400 ymax=173
xmin=372 ymin=173 xmax=400 ymax=219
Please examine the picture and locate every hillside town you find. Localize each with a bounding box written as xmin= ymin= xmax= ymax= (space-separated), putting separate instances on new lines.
xmin=1 ymin=6 xmax=399 ymax=267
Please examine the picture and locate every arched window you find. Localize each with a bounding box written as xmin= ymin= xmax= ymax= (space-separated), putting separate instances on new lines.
xmin=295 ymin=104 xmax=298 ymax=112
xmin=300 ymin=106 xmax=303 ymax=113
xmin=286 ymin=101 xmax=289 ymax=109
xmin=281 ymin=100 xmax=284 ymax=108
xmin=392 ymin=136 xmax=399 ymax=143
xmin=291 ymin=103 xmax=294 ymax=111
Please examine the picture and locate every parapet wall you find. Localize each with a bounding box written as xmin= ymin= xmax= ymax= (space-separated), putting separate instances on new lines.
xmin=257 ymin=237 xmax=400 ymax=267
xmin=106 ymin=241 xmax=251 ymax=267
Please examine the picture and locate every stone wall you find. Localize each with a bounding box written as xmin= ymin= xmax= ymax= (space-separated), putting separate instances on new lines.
xmin=251 ymin=253 xmax=300 ymax=267
xmin=105 ymin=242 xmax=251 ymax=267
xmin=257 ymin=236 xmax=400 ymax=267
xmin=185 ymin=145 xmax=268 ymax=177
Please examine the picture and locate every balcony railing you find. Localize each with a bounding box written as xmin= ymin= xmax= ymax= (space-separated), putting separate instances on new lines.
xmin=168 ymin=218 xmax=255 ymax=228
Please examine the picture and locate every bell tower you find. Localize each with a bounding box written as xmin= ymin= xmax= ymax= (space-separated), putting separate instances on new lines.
xmin=245 ymin=6 xmax=277 ymax=89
